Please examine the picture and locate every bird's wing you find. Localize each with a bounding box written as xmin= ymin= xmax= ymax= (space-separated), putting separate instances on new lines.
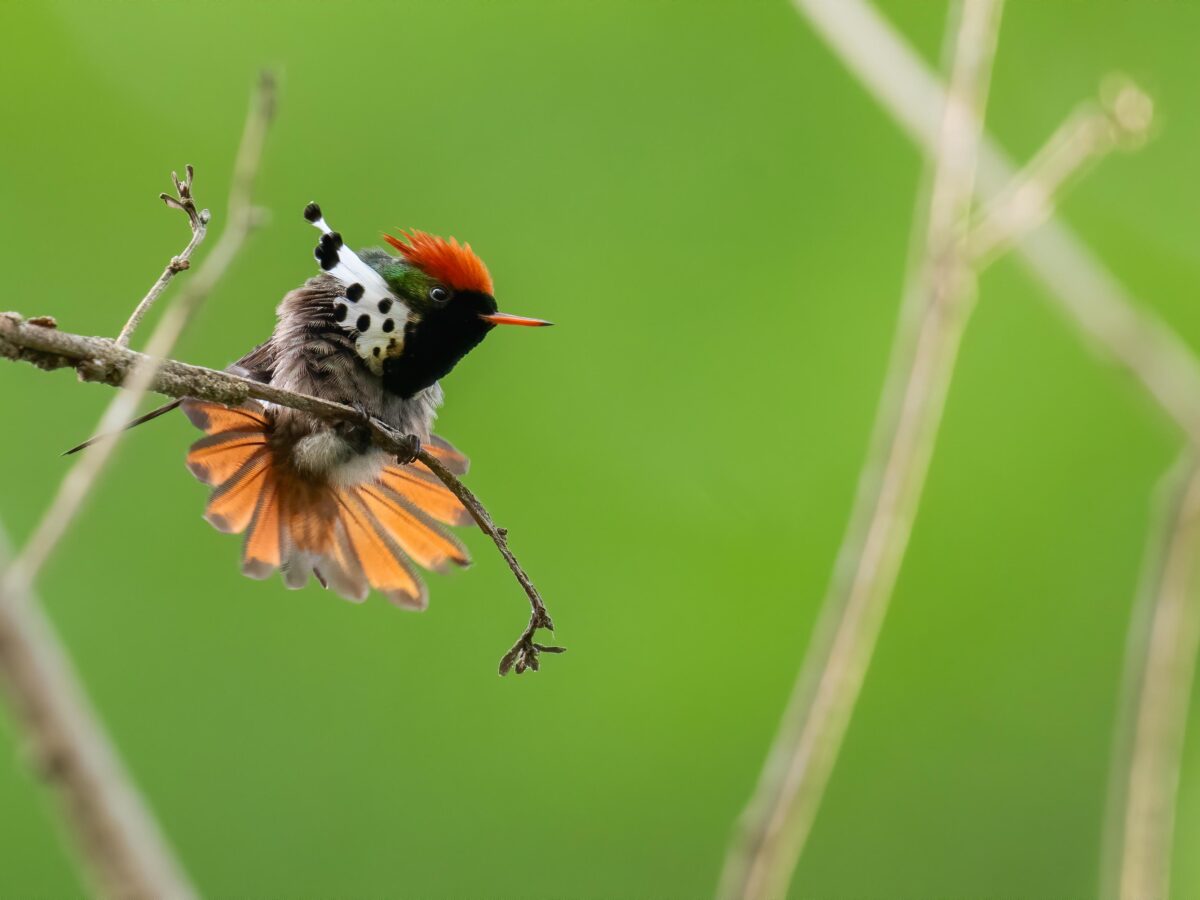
xmin=233 ymin=339 xmax=276 ymax=383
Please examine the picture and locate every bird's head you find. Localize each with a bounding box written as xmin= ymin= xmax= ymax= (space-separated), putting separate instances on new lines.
xmin=375 ymin=230 xmax=550 ymax=397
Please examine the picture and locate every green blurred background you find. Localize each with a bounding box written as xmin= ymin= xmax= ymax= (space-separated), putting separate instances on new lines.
xmin=2 ymin=1 xmax=1200 ymax=896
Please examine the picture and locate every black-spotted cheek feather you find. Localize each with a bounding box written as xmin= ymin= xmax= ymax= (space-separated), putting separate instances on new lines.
xmin=304 ymin=202 xmax=406 ymax=374
xmin=180 ymin=398 xmax=474 ymax=610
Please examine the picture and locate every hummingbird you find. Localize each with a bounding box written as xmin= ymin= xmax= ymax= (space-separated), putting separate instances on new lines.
xmin=72 ymin=203 xmax=550 ymax=608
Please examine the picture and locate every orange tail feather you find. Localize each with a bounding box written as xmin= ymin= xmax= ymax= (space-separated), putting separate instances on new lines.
xmin=182 ymin=399 xmax=472 ymax=607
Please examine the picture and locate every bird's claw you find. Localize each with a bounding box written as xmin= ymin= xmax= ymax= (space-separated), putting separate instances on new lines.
xmin=394 ymin=432 xmax=421 ymax=465
xmin=335 ymin=400 xmax=374 ymax=453
xmin=341 ymin=403 xmax=421 ymax=464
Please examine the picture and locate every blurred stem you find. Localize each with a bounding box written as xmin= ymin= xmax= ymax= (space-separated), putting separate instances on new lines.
xmin=1 ymin=72 xmax=275 ymax=601
xmin=774 ymin=1 xmax=1200 ymax=895
xmin=0 ymin=524 xmax=196 ymax=900
xmin=970 ymin=80 xmax=1152 ymax=267
xmin=718 ymin=3 xmax=1003 ymax=898
xmin=0 ymin=72 xmax=274 ymax=900
xmin=1101 ymin=456 xmax=1200 ymax=900
xmin=792 ymin=0 xmax=1200 ymax=444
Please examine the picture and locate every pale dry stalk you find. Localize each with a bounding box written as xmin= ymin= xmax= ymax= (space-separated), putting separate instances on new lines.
xmin=792 ymin=0 xmax=1200 ymax=442
xmin=760 ymin=1 xmax=1200 ymax=896
xmin=2 ymin=73 xmax=275 ymax=600
xmin=970 ymin=81 xmax=1152 ymax=266
xmin=718 ymin=4 xmax=1003 ymax=898
xmin=0 ymin=73 xmax=276 ymax=900
xmin=1098 ymin=457 xmax=1200 ymax=900
xmin=0 ymin=527 xmax=196 ymax=899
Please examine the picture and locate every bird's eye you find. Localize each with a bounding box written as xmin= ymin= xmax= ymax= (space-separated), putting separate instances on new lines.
xmin=429 ymin=286 xmax=450 ymax=305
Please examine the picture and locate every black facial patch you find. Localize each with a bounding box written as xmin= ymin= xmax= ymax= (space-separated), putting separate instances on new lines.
xmin=378 ymin=298 xmax=392 ymax=314
xmin=303 ymin=202 xmax=323 ymax=223
xmin=382 ymin=318 xmax=395 ymax=332
xmin=383 ymin=290 xmax=499 ymax=398
xmin=333 ymin=303 xmax=348 ymax=322
xmin=356 ymin=314 xmax=371 ymax=332
xmin=373 ymin=347 xmax=381 ymax=357
xmin=346 ymin=283 xmax=364 ymax=302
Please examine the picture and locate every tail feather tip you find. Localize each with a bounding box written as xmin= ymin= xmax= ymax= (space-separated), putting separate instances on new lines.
xmin=242 ymin=558 xmax=275 ymax=581
xmin=386 ymin=587 xmax=429 ymax=612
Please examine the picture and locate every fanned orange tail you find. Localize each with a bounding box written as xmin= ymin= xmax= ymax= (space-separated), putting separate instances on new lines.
xmin=182 ymin=399 xmax=471 ymax=608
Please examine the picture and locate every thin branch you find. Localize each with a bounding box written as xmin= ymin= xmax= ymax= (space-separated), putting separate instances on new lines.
xmin=1 ymin=72 xmax=276 ymax=601
xmin=420 ymin=454 xmax=564 ymax=675
xmin=0 ymin=525 xmax=196 ymax=900
xmin=719 ymin=4 xmax=1003 ymax=898
xmin=116 ymin=165 xmax=211 ymax=347
xmin=0 ymin=313 xmax=563 ymax=674
xmin=970 ymin=79 xmax=1153 ymax=266
xmin=1097 ymin=456 xmax=1200 ymax=900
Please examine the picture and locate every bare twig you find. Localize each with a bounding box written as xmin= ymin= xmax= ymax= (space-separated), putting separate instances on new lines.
xmin=0 ymin=313 xmax=563 ymax=674
xmin=970 ymin=79 xmax=1153 ymax=266
xmin=116 ymin=166 xmax=211 ymax=347
xmin=1097 ymin=456 xmax=1200 ymax=900
xmin=0 ymin=525 xmax=196 ymax=900
xmin=718 ymin=4 xmax=1003 ymax=898
xmin=1 ymin=72 xmax=276 ymax=601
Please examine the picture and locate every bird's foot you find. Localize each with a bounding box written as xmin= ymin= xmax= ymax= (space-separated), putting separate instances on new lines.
xmin=334 ymin=400 xmax=374 ymax=454
xmin=393 ymin=432 xmax=421 ymax=465
xmin=337 ymin=402 xmax=421 ymax=464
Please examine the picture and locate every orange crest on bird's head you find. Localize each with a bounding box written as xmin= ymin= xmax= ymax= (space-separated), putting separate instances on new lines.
xmin=384 ymin=230 xmax=493 ymax=295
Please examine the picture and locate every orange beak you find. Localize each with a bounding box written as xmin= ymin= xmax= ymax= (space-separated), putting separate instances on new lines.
xmin=480 ymin=312 xmax=554 ymax=327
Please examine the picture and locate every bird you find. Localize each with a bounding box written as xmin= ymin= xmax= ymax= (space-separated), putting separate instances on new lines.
xmin=68 ymin=202 xmax=550 ymax=609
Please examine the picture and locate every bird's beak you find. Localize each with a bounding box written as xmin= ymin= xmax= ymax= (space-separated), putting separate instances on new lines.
xmin=480 ymin=312 xmax=554 ymax=327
